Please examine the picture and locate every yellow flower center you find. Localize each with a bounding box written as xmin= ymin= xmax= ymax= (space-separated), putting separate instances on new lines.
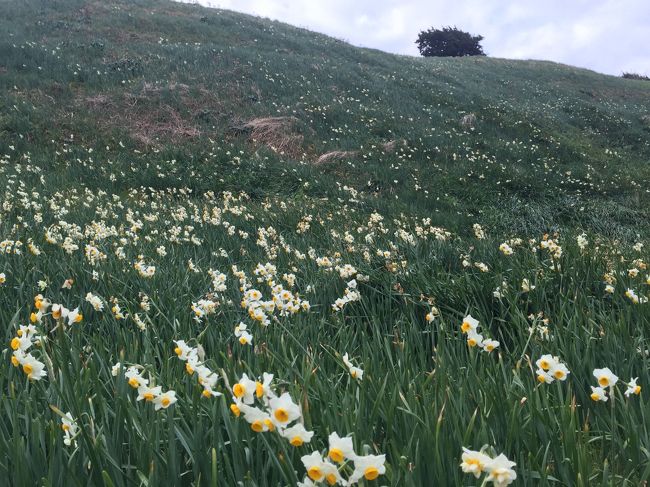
xmin=251 ymin=420 xmax=264 ymax=433
xmin=467 ymin=338 xmax=478 ymax=347
xmin=329 ymin=448 xmax=344 ymax=463
xmin=634 ymin=385 xmax=641 ymax=395
xmin=233 ymin=383 xmax=245 ymax=398
xmin=23 ymin=363 xmax=34 ymax=375
xmin=75 ymin=313 xmax=83 ymax=323
xmin=307 ymin=466 xmax=323 ymax=481
xmin=326 ymin=473 xmax=337 ymax=485
xmin=274 ymin=408 xmax=289 ymax=423
xmin=255 ymin=382 xmax=264 ymax=398
xmin=174 ymin=347 xmax=182 ymax=356
xmin=10 ymin=337 xmax=20 ymax=350
xmin=62 ymin=424 xmax=70 ymax=432
xmin=53 ymin=309 xmax=61 ymax=319
xmin=540 ymin=360 xmax=550 ymax=370
xmin=598 ymin=377 xmax=609 ymax=387
xmin=230 ymin=404 xmax=241 ymax=417
xmin=485 ymin=344 xmax=494 ymax=352
xmin=128 ymin=377 xmax=140 ymax=388
xmin=590 ymin=392 xmax=600 ymax=401
xmin=11 ymin=356 xmax=19 ymax=367
xmin=30 ymin=313 xmax=38 ymax=323
xmin=263 ymin=419 xmax=275 ymax=431
xmin=537 ymin=374 xmax=546 ymax=383
xmin=35 ymin=299 xmax=43 ymax=309
xmin=202 ymin=389 xmax=212 ymax=398
xmin=143 ymin=392 xmax=155 ymax=401
xmin=17 ymin=330 xmax=24 ymax=337
xmin=185 ymin=363 xmax=194 ymax=375
xmin=461 ymin=322 xmax=471 ymax=333
xmin=290 ymin=436 xmax=303 ymax=447
xmin=161 ymin=397 xmax=171 ymax=408
xmin=364 ymin=466 xmax=380 ymax=480
xmin=239 ymin=337 xmax=248 ymax=345
xmin=554 ymin=370 xmax=565 ymax=380
xmin=466 ymin=458 xmax=483 ymax=470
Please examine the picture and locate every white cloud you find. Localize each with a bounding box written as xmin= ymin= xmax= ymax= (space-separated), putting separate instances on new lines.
xmin=178 ymin=0 xmax=650 ymax=75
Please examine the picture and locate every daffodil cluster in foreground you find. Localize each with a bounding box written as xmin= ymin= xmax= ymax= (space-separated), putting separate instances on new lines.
xmin=461 ymin=447 xmax=517 ymax=486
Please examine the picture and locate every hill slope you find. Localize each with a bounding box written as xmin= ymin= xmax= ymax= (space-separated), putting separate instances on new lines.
xmin=1 ymin=0 xmax=649 ymax=238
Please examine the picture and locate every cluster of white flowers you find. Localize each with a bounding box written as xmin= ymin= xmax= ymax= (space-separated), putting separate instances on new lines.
xmin=173 ymin=340 xmax=222 ymax=398
xmin=121 ymin=364 xmax=178 ymax=410
xmin=535 ymin=355 xmax=570 ymax=383
xmin=461 ymin=315 xmax=499 ymax=352
xmin=332 ymin=279 xmax=361 ymax=312
xmin=300 ymin=433 xmax=386 ymax=486
xmin=10 ymin=324 xmax=47 ymax=381
xmin=590 ymin=367 xmax=640 ymax=402
xmin=460 ymin=447 xmax=516 ymax=486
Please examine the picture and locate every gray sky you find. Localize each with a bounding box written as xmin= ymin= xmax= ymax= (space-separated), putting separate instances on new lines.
xmin=179 ymin=0 xmax=650 ymax=76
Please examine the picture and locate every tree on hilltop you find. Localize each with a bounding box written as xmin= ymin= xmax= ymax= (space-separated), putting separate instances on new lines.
xmin=416 ymin=26 xmax=485 ymax=57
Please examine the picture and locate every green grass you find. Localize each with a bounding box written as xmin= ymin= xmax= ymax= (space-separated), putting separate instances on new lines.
xmin=1 ymin=0 xmax=650 ymax=485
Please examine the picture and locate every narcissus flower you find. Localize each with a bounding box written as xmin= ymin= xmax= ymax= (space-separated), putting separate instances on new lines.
xmin=125 ymin=367 xmax=149 ymax=389
xmin=535 ymin=354 xmax=557 ymax=371
xmin=18 ymin=353 xmax=47 ymax=380
xmin=482 ymin=339 xmax=500 ymax=352
xmin=593 ymin=368 xmax=618 ymax=388
xmin=239 ymin=404 xmax=274 ymax=432
xmin=342 ymin=353 xmax=364 ymax=380
xmin=460 ymin=448 xmax=491 ymax=478
xmin=548 ymin=362 xmax=570 ymax=381
xmin=61 ymin=412 xmax=78 ymax=446
xmin=467 ymin=331 xmax=483 ymax=348
xmin=461 ymin=314 xmax=479 ymax=333
xmin=269 ymin=392 xmax=301 ymax=426
xmin=233 ymin=373 xmax=257 ymax=405
xmin=153 ymin=390 xmax=177 ymax=410
xmin=349 ymin=454 xmax=386 ymax=483
xmin=234 ymin=322 xmax=253 ymax=345
xmin=281 ymin=423 xmax=314 ymax=447
xmin=625 ymin=378 xmax=641 ymax=397
xmin=301 ymin=452 xmax=328 ymax=482
xmin=484 ymin=454 xmax=517 ymax=486
xmin=590 ymin=386 xmax=608 ymax=402
xmin=328 ymin=432 xmax=356 ymax=463
xmin=137 ymin=385 xmax=161 ymax=402
xmin=173 ymin=340 xmax=197 ymax=361
xmin=255 ymin=372 xmax=274 ymax=399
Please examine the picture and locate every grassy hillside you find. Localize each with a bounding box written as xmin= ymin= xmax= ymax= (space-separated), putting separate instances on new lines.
xmin=1 ymin=1 xmax=650 ymax=486
xmin=1 ymin=0 xmax=649 ymax=237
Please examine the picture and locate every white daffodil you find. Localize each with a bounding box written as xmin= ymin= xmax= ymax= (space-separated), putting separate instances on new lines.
xmin=281 ymin=423 xmax=314 ymax=447
xmin=460 ymin=447 xmax=492 ymax=478
xmin=348 ymin=454 xmax=386 ymax=483
xmin=153 ymin=390 xmax=177 ymax=410
xmin=268 ymin=392 xmax=301 ymax=426
xmin=136 ymin=385 xmax=162 ymax=402
xmin=233 ymin=373 xmax=257 ymax=405
xmin=461 ymin=314 xmax=479 ymax=334
xmin=328 ymin=432 xmax=356 ymax=463
xmin=548 ymin=362 xmax=570 ymax=381
xmin=625 ymin=377 xmax=641 ymax=397
xmin=342 ymin=353 xmax=364 ymax=380
xmin=590 ymin=386 xmax=608 ymax=402
xmin=593 ymin=367 xmax=618 ymax=388
xmin=484 ymin=453 xmax=517 ymax=486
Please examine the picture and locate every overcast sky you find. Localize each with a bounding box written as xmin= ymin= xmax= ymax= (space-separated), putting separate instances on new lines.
xmin=178 ymin=0 xmax=650 ymax=76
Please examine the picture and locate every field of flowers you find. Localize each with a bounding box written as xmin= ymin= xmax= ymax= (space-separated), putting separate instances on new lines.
xmin=1 ymin=0 xmax=650 ymax=485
